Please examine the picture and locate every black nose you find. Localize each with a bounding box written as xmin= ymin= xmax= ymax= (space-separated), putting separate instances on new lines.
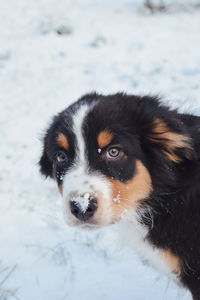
xmin=70 ymin=196 xmax=98 ymax=221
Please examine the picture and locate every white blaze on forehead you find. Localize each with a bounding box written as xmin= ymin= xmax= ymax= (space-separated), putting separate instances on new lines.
xmin=62 ymin=101 xmax=112 ymax=225
xmin=72 ymin=104 xmax=90 ymax=164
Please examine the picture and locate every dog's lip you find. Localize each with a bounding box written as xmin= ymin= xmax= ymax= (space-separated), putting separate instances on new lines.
xmin=66 ymin=216 xmax=101 ymax=229
xmin=77 ymin=223 xmax=101 ymax=230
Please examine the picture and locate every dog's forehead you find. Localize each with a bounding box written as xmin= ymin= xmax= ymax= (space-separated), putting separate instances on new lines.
xmin=56 ymin=97 xmax=127 ymax=152
xmin=68 ymin=101 xmax=113 ymax=144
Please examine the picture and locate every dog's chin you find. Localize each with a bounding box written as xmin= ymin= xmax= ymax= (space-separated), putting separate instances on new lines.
xmin=65 ymin=218 xmax=103 ymax=230
xmin=65 ymin=212 xmax=118 ymax=229
xmin=67 ymin=219 xmax=118 ymax=230
xmin=78 ymin=223 xmax=101 ymax=231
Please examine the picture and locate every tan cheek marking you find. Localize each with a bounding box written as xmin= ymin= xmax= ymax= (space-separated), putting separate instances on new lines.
xmin=97 ymin=131 xmax=113 ymax=148
xmin=57 ymin=133 xmax=69 ymax=150
xmin=149 ymin=118 xmax=192 ymax=162
xmin=58 ymin=184 xmax=63 ymax=194
xmin=92 ymin=191 xmax=110 ymax=226
xmin=160 ymin=249 xmax=180 ymax=274
xmin=109 ymin=160 xmax=152 ymax=221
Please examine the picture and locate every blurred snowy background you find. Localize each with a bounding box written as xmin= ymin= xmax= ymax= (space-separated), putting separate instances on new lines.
xmin=0 ymin=0 xmax=200 ymax=299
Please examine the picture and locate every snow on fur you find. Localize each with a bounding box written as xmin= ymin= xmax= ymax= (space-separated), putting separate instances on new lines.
xmin=73 ymin=193 xmax=90 ymax=213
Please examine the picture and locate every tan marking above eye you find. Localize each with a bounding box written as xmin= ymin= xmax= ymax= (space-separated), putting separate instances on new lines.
xmin=57 ymin=133 xmax=69 ymax=150
xmin=97 ymin=131 xmax=114 ymax=148
xmin=149 ymin=118 xmax=192 ymax=162
xmin=109 ymin=160 xmax=152 ymax=221
xmin=160 ymin=249 xmax=180 ymax=274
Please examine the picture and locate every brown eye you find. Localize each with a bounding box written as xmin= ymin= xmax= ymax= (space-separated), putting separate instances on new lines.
xmin=106 ymin=147 xmax=124 ymax=160
xmin=56 ymin=151 xmax=67 ymax=164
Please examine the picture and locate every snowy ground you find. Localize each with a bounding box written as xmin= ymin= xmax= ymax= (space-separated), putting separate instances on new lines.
xmin=1 ymin=0 xmax=200 ymax=299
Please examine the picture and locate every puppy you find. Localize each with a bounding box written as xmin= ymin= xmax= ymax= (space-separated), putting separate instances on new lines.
xmin=39 ymin=93 xmax=200 ymax=299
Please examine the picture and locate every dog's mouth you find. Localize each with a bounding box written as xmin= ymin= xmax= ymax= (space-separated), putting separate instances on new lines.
xmin=65 ymin=214 xmax=103 ymax=230
xmin=77 ymin=222 xmax=101 ymax=230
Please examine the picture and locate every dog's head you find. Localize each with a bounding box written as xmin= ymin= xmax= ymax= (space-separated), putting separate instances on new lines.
xmin=39 ymin=93 xmax=192 ymax=229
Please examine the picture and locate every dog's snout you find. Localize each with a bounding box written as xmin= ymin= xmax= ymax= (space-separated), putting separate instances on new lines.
xmin=70 ymin=194 xmax=98 ymax=221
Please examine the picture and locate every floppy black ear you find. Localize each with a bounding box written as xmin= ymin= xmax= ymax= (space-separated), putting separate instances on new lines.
xmin=39 ymin=135 xmax=53 ymax=178
xmin=39 ymin=112 xmax=64 ymax=178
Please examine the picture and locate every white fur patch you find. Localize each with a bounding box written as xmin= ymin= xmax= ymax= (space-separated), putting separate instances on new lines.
xmin=116 ymin=210 xmax=178 ymax=277
xmin=73 ymin=104 xmax=90 ymax=165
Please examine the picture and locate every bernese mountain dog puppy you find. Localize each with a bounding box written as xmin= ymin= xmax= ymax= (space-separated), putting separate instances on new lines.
xmin=39 ymin=93 xmax=200 ymax=300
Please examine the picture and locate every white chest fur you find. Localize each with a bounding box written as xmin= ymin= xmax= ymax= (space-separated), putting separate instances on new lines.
xmin=115 ymin=213 xmax=179 ymax=277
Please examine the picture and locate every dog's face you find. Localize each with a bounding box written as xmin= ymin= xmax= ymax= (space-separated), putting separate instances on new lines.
xmin=39 ymin=93 xmax=192 ymax=229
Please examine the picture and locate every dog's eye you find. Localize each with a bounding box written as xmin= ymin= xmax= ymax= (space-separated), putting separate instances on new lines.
xmin=56 ymin=151 xmax=68 ymax=164
xmin=106 ymin=147 xmax=124 ymax=160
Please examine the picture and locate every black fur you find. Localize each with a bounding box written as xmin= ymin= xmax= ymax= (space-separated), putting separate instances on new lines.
xmin=39 ymin=93 xmax=200 ymax=299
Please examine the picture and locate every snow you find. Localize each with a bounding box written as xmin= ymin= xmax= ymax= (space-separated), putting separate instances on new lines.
xmin=1 ymin=0 xmax=200 ymax=299
xmin=113 ymin=194 xmax=121 ymax=203
xmin=73 ymin=193 xmax=90 ymax=213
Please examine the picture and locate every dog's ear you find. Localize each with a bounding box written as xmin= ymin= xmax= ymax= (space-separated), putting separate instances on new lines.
xmin=39 ymin=112 xmax=65 ymax=178
xmin=147 ymin=118 xmax=193 ymax=163
xmin=39 ymin=135 xmax=53 ymax=178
